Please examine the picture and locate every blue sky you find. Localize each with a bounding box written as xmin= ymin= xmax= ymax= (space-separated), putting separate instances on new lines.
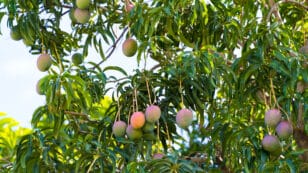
xmin=0 ymin=17 xmax=156 ymax=128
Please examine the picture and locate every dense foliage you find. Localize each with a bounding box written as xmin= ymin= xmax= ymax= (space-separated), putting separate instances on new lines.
xmin=0 ymin=0 xmax=307 ymax=172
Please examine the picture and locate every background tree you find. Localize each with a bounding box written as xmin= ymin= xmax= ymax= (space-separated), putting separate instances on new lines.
xmin=0 ymin=0 xmax=307 ymax=172
xmin=0 ymin=112 xmax=31 ymax=172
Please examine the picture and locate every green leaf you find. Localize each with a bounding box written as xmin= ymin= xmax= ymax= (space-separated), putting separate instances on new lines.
xmin=270 ymin=60 xmax=291 ymax=77
xmin=103 ymin=66 xmax=128 ymax=76
xmin=286 ymin=159 xmax=296 ymax=173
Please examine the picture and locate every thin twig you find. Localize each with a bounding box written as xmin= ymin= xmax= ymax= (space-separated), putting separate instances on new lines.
xmin=86 ymin=156 xmax=99 ymax=173
xmin=127 ymin=109 xmax=131 ymax=125
xmin=94 ymin=27 xmax=129 ymax=68
xmin=64 ymin=111 xmax=97 ymax=123
xmin=115 ymin=103 xmax=122 ymax=121
xmin=64 ymin=110 xmax=89 ymax=117
xmin=156 ymin=121 xmax=160 ymax=151
xmin=179 ymin=77 xmax=184 ymax=107
xmin=269 ymin=78 xmax=277 ymax=107
xmin=61 ymin=4 xmax=72 ymax=9
xmin=145 ymin=77 xmax=152 ymax=105
xmin=134 ymin=88 xmax=138 ymax=111
xmin=262 ymin=89 xmax=269 ymax=110
xmin=269 ymin=78 xmax=291 ymax=120
xmin=52 ymin=42 xmax=64 ymax=73
xmin=164 ymin=121 xmax=172 ymax=151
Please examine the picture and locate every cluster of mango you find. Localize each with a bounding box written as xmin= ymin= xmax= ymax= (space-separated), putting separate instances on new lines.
xmin=112 ymin=105 xmax=194 ymax=140
xmin=262 ymin=109 xmax=293 ymax=155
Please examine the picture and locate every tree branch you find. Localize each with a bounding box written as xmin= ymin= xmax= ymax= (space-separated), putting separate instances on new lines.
xmin=150 ymin=64 xmax=160 ymax=71
xmin=267 ymin=0 xmax=308 ymax=23
xmin=285 ymin=0 xmax=308 ymax=10
xmin=267 ymin=0 xmax=283 ymax=23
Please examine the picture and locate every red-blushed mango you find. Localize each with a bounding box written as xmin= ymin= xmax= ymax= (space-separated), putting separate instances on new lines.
xmin=176 ymin=108 xmax=193 ymax=129
xmin=130 ymin=111 xmax=145 ymax=129
xmin=71 ymin=53 xmax=84 ymax=65
xmin=122 ymin=38 xmax=137 ymax=57
xmin=37 ymin=53 xmax=52 ymax=72
xmin=126 ymin=125 xmax=143 ymax=140
xmin=73 ymin=8 xmax=90 ymax=24
xmin=264 ymin=109 xmax=281 ymax=127
xmin=262 ymin=135 xmax=281 ymax=153
xmin=112 ymin=120 xmax=127 ymax=137
xmin=276 ymin=121 xmax=293 ymax=139
xmin=145 ymin=105 xmax=161 ymax=123
xmin=153 ymin=153 xmax=165 ymax=159
xmin=125 ymin=3 xmax=134 ymax=12
xmin=76 ymin=0 xmax=90 ymax=9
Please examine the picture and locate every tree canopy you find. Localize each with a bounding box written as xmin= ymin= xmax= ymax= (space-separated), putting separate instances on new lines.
xmin=0 ymin=0 xmax=307 ymax=172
